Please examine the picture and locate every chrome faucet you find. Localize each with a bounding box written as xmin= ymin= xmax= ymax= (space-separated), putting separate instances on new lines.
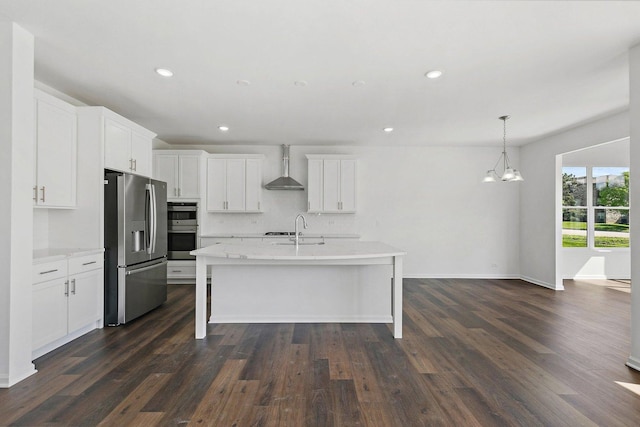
xmin=294 ymin=214 xmax=308 ymax=247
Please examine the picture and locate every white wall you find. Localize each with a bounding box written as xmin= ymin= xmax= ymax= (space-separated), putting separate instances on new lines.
xmin=627 ymin=42 xmax=640 ymax=371
xmin=0 ymin=21 xmax=37 ymax=388
xmin=161 ymin=143 xmax=522 ymax=278
xmin=520 ymin=111 xmax=629 ymax=289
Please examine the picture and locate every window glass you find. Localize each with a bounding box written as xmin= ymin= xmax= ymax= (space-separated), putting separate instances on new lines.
xmin=593 ymin=167 xmax=629 ymax=207
xmin=594 ymin=208 xmax=629 ymax=248
xmin=562 ymin=208 xmax=587 ymax=247
xmin=562 ymin=167 xmax=587 ymax=206
xmin=562 ymin=167 xmax=588 ymax=247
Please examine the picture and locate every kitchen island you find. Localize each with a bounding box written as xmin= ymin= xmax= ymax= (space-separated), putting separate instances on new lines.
xmin=191 ymin=240 xmax=406 ymax=339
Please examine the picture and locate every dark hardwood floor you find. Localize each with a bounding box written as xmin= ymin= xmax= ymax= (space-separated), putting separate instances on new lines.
xmin=2 ymin=278 xmax=640 ymax=426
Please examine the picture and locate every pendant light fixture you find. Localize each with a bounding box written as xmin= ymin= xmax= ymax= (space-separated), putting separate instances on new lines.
xmin=482 ymin=115 xmax=524 ymax=183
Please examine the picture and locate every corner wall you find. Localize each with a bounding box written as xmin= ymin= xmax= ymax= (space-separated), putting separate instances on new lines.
xmin=519 ymin=111 xmax=629 ymax=289
xmin=0 ymin=21 xmax=36 ymax=388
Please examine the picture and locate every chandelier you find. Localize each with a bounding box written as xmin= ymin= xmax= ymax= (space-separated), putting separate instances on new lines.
xmin=482 ymin=115 xmax=524 ymax=183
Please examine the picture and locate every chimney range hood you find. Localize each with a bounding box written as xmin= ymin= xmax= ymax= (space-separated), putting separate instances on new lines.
xmin=265 ymin=145 xmax=304 ymax=191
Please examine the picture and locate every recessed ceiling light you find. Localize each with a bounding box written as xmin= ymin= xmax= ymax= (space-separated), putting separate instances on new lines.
xmin=294 ymin=80 xmax=308 ymax=87
xmin=237 ymin=79 xmax=251 ymax=86
xmin=155 ymin=68 xmax=174 ymax=77
xmin=352 ymin=80 xmax=366 ymax=87
xmin=383 ymin=127 xmax=394 ymax=133
xmin=218 ymin=126 xmax=229 ymax=132
xmin=425 ymin=70 xmax=443 ymax=79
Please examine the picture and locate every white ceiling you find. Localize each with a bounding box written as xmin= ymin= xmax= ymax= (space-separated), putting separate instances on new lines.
xmin=1 ymin=1 xmax=640 ymax=147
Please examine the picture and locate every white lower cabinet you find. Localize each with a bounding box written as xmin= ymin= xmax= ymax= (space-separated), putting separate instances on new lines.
xmin=32 ymin=276 xmax=68 ymax=350
xmin=32 ymin=252 xmax=103 ymax=359
xmin=167 ymin=260 xmax=197 ymax=284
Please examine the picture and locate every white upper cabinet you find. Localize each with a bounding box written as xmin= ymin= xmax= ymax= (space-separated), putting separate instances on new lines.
xmin=306 ymin=155 xmax=357 ymax=213
xmin=102 ymin=112 xmax=156 ymax=177
xmin=206 ymin=155 xmax=263 ymax=212
xmin=33 ymin=89 xmax=77 ymax=208
xmin=153 ymin=151 xmax=203 ymax=199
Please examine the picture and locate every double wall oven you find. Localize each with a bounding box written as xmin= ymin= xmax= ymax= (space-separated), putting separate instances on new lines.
xmin=167 ymin=202 xmax=198 ymax=260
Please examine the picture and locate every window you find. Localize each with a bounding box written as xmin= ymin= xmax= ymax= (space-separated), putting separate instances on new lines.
xmin=562 ymin=166 xmax=629 ymax=248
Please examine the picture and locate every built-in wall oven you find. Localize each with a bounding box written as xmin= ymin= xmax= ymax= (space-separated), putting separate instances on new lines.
xmin=167 ymin=202 xmax=197 ymax=260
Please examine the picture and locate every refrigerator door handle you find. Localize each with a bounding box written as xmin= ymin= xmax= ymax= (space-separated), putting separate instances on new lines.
xmin=145 ymin=183 xmax=152 ymax=254
xmin=150 ymin=184 xmax=157 ymax=254
xmin=125 ymin=259 xmax=168 ymax=275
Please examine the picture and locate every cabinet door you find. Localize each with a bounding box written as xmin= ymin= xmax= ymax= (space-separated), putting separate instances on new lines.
xmin=155 ymin=154 xmax=179 ymax=198
xmin=339 ymin=159 xmax=357 ymax=212
xmin=68 ymin=269 xmax=102 ymax=333
xmin=225 ymin=159 xmax=246 ymax=211
xmin=307 ymin=159 xmax=323 ymax=212
xmin=322 ymin=159 xmax=341 ymax=213
xmin=131 ymin=131 xmax=152 ymax=177
xmin=179 ymin=155 xmax=201 ymax=198
xmin=32 ymin=278 xmax=68 ymax=350
xmin=207 ymin=158 xmax=227 ymax=211
xmin=34 ymin=96 xmax=77 ymax=207
xmin=104 ymin=118 xmax=132 ymax=172
xmin=245 ymin=159 xmax=262 ymax=212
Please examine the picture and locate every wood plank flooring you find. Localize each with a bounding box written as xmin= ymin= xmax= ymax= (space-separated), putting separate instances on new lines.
xmin=2 ymin=278 xmax=640 ymax=426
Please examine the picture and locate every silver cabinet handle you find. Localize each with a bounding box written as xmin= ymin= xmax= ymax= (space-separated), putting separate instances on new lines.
xmin=82 ymin=261 xmax=96 ymax=266
xmin=71 ymin=278 xmax=76 ymax=295
xmin=258 ymin=201 xmax=260 ymax=210
xmin=133 ymin=159 xmax=137 ymax=171
xmin=129 ymin=158 xmax=133 ymax=170
xmin=172 ymin=269 xmax=183 ymax=273
xmin=39 ymin=269 xmax=58 ymax=275
xmin=40 ymin=186 xmax=46 ymax=202
xmin=174 ymin=188 xmax=178 ymax=197
xmin=64 ymin=280 xmax=69 ymax=296
xmin=178 ymin=188 xmax=181 ymax=197
xmin=33 ymin=186 xmax=37 ymax=202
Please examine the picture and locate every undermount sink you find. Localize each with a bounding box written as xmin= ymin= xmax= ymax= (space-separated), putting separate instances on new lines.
xmin=271 ymin=241 xmax=325 ymax=246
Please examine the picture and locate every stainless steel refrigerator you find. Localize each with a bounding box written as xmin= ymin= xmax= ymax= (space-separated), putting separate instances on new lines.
xmin=104 ymin=171 xmax=168 ymax=325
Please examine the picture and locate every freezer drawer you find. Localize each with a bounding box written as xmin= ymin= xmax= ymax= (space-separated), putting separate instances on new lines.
xmin=115 ymin=259 xmax=167 ymax=325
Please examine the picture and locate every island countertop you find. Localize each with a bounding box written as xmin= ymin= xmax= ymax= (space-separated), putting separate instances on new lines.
xmin=191 ymin=240 xmax=406 ymax=261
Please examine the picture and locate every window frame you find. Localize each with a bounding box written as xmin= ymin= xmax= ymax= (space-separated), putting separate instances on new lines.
xmin=562 ymin=166 xmax=629 ymax=250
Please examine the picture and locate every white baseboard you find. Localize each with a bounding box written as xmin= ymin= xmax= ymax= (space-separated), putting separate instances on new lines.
xmin=626 ymin=356 xmax=640 ymax=372
xmin=209 ymin=315 xmax=393 ymax=324
xmin=520 ymin=275 xmax=563 ymax=290
xmin=0 ymin=365 xmax=37 ymax=388
xmin=32 ymin=322 xmax=99 ymax=360
xmin=403 ymin=273 xmax=520 ymax=279
xmin=563 ymin=275 xmax=631 ymax=280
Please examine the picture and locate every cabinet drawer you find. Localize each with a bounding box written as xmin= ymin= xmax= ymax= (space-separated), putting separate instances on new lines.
xmin=32 ymin=260 xmax=68 ymax=284
xmin=68 ymin=253 xmax=103 ymax=275
xmin=168 ymin=265 xmax=196 ymax=278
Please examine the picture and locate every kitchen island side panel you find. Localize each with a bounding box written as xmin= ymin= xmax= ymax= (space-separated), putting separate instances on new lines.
xmin=209 ymin=264 xmax=392 ymax=323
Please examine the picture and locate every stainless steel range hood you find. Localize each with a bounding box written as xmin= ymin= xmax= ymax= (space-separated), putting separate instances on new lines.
xmin=265 ymin=145 xmax=304 ymax=190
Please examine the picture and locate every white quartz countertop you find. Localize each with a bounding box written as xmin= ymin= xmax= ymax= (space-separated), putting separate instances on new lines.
xmin=33 ymin=247 xmax=104 ymax=264
xmin=200 ymin=233 xmax=360 ymax=239
xmin=191 ymin=240 xmax=405 ymax=261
